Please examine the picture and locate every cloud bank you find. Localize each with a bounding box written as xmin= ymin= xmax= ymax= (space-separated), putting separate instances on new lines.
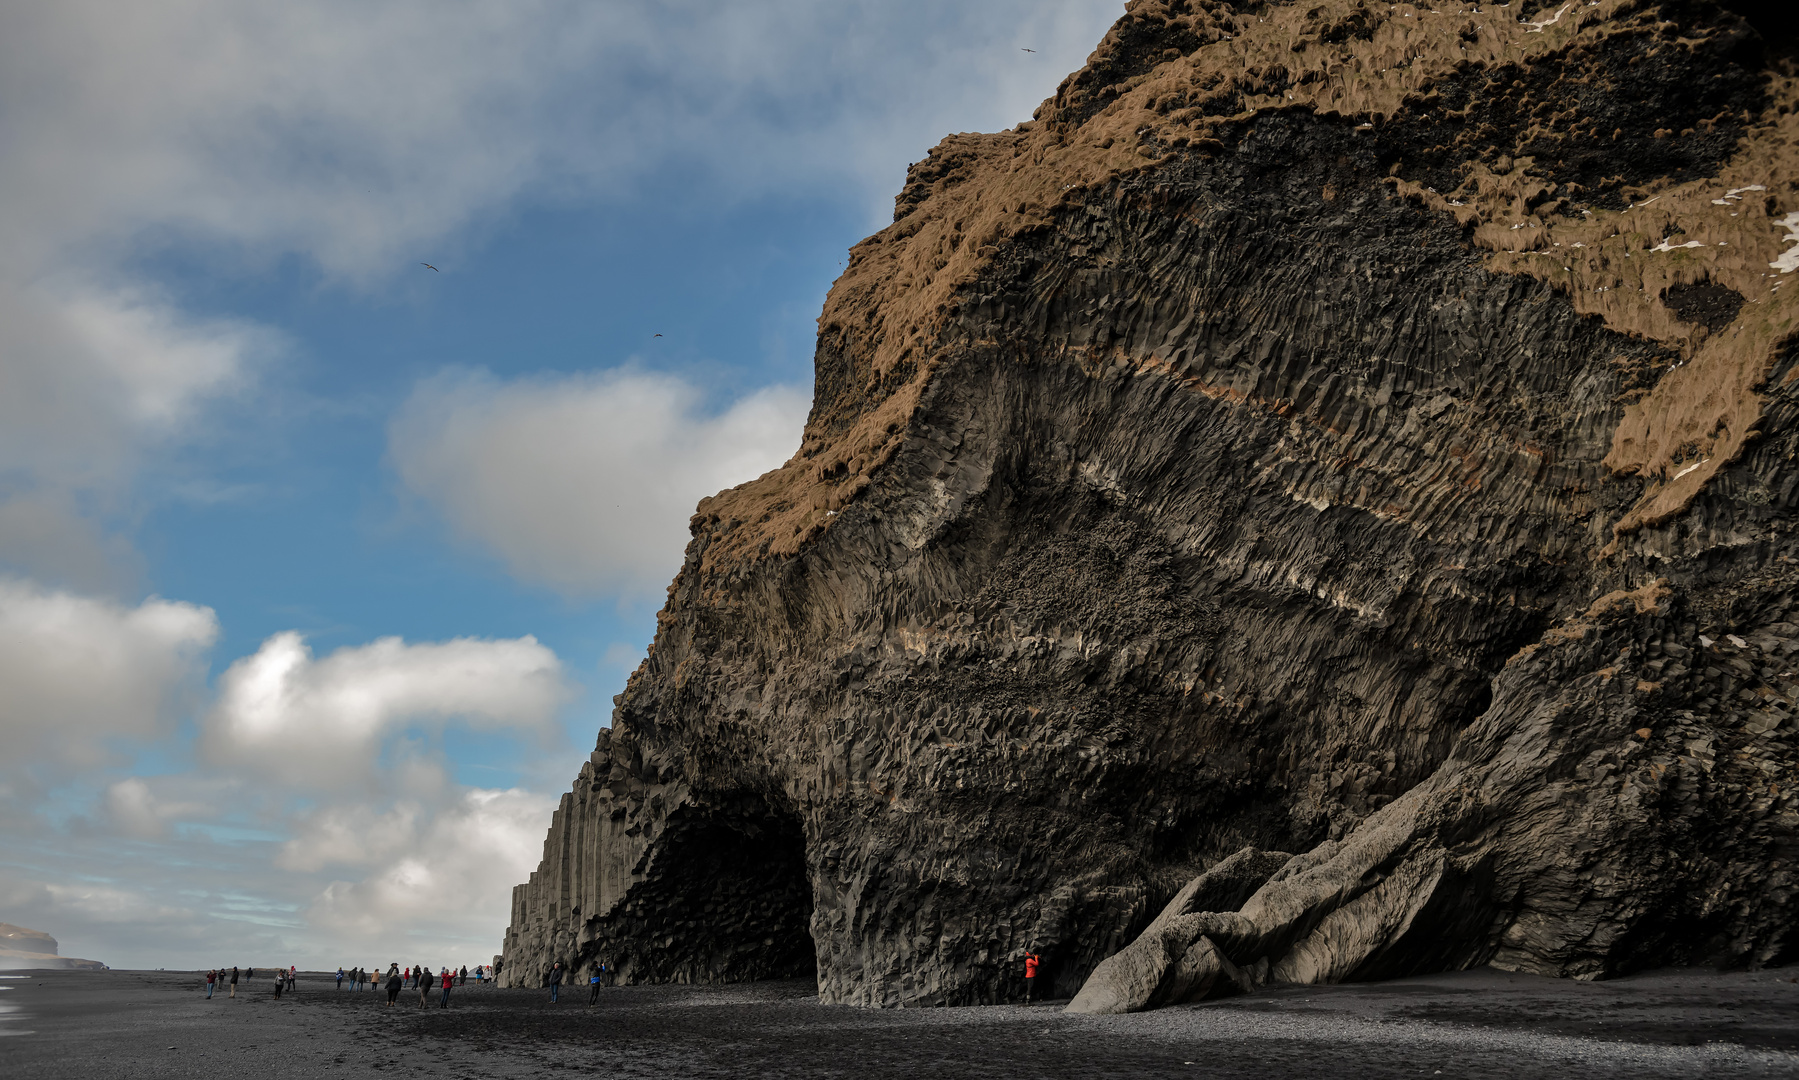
xmin=0 ymin=578 xmax=217 ymax=789
xmin=0 ymin=623 xmax=579 ymax=968
xmin=390 ymin=368 xmax=808 ymax=594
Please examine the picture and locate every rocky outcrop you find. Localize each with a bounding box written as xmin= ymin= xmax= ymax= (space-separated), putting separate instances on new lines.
xmin=503 ymin=0 xmax=1799 ymax=1007
xmin=0 ymin=922 xmax=106 ymax=971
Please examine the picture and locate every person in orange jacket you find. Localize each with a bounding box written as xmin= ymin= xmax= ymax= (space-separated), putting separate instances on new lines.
xmin=1024 ymin=949 xmax=1041 ymax=1003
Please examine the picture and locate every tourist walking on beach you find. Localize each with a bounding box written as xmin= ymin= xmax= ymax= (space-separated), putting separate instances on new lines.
xmin=587 ymin=967 xmax=602 ymax=1006
xmin=385 ymin=967 xmax=402 ymax=1006
xmin=273 ymin=969 xmax=284 ymax=999
xmin=205 ymin=969 xmax=216 ymax=999
xmin=458 ymin=964 xmax=467 ymax=987
xmin=288 ymin=966 xmax=296 ymax=991
xmin=1023 ymin=949 xmax=1040 ymax=1003
xmin=549 ymin=961 xmax=564 ymax=1003
xmin=439 ymin=967 xmax=453 ymax=1008
xmin=230 ymin=966 xmax=239 ymax=998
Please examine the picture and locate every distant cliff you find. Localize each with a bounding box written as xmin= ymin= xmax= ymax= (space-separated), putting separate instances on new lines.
xmin=0 ymin=922 xmax=105 ymax=971
xmin=503 ymin=0 xmax=1799 ymax=1008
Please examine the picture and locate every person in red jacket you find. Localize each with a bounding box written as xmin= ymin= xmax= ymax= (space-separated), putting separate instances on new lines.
xmin=1024 ymin=949 xmax=1040 ymax=1004
xmin=439 ymin=967 xmax=454 ymax=1008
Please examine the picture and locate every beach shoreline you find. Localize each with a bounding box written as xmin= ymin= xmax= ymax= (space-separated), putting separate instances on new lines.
xmin=4 ymin=965 xmax=1796 ymax=1078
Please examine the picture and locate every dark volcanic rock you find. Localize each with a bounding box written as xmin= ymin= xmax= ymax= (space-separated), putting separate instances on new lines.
xmin=503 ymin=0 xmax=1799 ymax=1009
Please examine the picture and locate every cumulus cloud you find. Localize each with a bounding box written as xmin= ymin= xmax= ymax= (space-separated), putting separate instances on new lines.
xmin=207 ymin=630 xmax=575 ymax=785
xmin=0 ymin=578 xmax=217 ymax=780
xmin=299 ymin=787 xmax=556 ymax=953
xmin=390 ymin=368 xmax=808 ymax=594
xmin=1 ymin=620 xmax=582 ymax=968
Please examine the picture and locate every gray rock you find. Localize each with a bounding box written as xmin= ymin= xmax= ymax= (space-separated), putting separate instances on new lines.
xmin=502 ymin=1 xmax=1799 ymax=1006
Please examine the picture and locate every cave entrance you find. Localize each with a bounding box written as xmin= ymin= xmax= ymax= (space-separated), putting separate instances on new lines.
xmin=603 ymin=795 xmax=816 ymax=985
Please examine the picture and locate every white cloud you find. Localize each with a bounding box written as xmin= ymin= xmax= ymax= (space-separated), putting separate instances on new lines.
xmin=207 ymin=630 xmax=575 ymax=786
xmin=0 ymin=578 xmax=217 ymax=780
xmin=390 ymin=368 xmax=808 ymax=594
xmin=1 ymin=620 xmax=582 ymax=969
xmin=298 ymin=787 xmax=556 ymax=954
xmin=0 ymin=280 xmax=277 ymax=590
xmin=103 ymin=776 xmax=222 ymax=840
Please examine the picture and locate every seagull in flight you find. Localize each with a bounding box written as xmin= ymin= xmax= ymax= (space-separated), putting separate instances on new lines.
xmin=421 ymin=263 xmax=439 ymax=271
xmin=653 ymin=333 xmax=662 ymax=337
xmin=1020 ymin=48 xmax=1035 ymax=52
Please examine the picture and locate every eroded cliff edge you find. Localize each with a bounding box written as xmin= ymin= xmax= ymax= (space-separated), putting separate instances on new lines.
xmin=502 ymin=0 xmax=1799 ymax=1007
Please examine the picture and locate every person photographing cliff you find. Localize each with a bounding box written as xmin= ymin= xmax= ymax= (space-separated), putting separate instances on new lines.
xmin=1023 ymin=949 xmax=1041 ymax=1004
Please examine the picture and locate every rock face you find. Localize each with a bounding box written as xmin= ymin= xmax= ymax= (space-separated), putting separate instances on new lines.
xmin=0 ymin=922 xmax=105 ymax=971
xmin=503 ymin=0 xmax=1799 ymax=1008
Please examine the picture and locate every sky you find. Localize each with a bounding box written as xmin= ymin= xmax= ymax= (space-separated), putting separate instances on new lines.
xmin=0 ymin=0 xmax=1123 ymax=971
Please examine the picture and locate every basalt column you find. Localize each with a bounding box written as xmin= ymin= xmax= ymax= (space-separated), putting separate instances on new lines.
xmin=504 ymin=1 xmax=1799 ymax=1007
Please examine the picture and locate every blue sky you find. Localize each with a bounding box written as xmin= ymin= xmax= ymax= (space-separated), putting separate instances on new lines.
xmin=0 ymin=0 xmax=1121 ymax=970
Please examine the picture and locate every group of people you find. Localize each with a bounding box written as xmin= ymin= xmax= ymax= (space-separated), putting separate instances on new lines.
xmin=201 ymin=962 xmax=498 ymax=1007
xmin=203 ymin=966 xmax=297 ymax=999
xmin=205 ymin=951 xmax=1045 ymax=1009
xmin=352 ymin=963 xmax=496 ymax=1008
xmin=542 ymin=960 xmax=615 ymax=1005
xmin=336 ymin=963 xmax=491 ymax=992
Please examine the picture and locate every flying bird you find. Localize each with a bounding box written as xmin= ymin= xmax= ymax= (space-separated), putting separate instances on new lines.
xmin=421 ymin=263 xmax=439 ymax=271
xmin=1021 ymin=48 xmax=1035 ymax=52
xmin=654 ymin=333 xmax=662 ymax=337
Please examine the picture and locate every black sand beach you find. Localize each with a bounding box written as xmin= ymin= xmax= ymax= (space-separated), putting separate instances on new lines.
xmin=4 ymin=967 xmax=1797 ymax=1078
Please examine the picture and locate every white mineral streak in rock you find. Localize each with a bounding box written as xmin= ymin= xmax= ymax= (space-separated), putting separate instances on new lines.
xmin=1523 ymin=2 xmax=1577 ymax=33
xmin=1770 ymin=212 xmax=1799 ymax=274
xmin=1651 ymin=239 xmax=1706 ymax=252
xmin=1672 ymin=458 xmax=1708 ymax=481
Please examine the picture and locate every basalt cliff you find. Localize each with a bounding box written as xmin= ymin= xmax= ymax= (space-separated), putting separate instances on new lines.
xmin=501 ymin=0 xmax=1799 ymax=1010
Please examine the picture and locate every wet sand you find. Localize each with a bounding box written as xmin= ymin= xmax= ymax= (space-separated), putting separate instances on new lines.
xmin=3 ymin=966 xmax=1797 ymax=1078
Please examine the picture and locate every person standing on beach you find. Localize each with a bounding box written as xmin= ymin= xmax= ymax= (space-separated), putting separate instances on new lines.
xmin=1023 ymin=949 xmax=1040 ymax=1004
xmin=587 ymin=967 xmax=602 ymax=1006
xmin=273 ymin=969 xmax=284 ymax=999
xmin=385 ymin=967 xmax=402 ymax=1006
xmin=458 ymin=964 xmax=467 ymax=987
xmin=549 ymin=961 xmax=564 ymax=1003
xmin=230 ymin=966 xmax=239 ymax=998
xmin=439 ymin=967 xmax=453 ymax=1008
xmin=288 ymin=965 xmax=296 ymax=991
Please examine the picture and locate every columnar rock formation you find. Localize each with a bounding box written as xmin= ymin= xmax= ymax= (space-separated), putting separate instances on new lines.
xmin=503 ymin=0 xmax=1799 ymax=1008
